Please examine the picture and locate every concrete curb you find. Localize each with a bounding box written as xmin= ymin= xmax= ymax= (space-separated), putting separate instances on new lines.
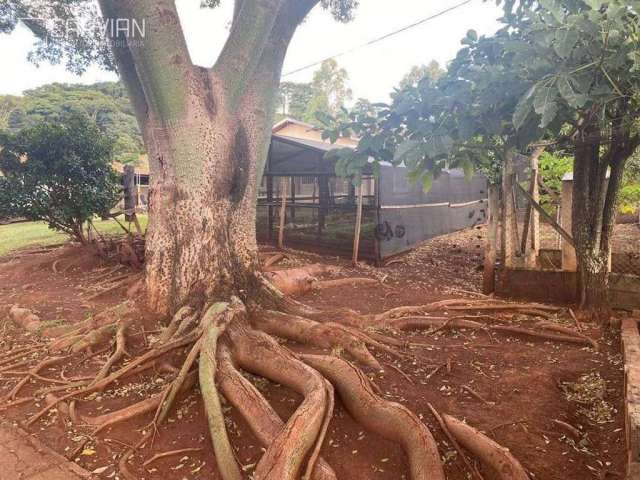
xmin=621 ymin=318 xmax=640 ymax=479
xmin=1 ymin=421 xmax=94 ymax=479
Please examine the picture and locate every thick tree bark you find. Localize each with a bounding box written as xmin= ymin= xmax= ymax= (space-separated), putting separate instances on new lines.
xmin=100 ymin=0 xmax=320 ymax=315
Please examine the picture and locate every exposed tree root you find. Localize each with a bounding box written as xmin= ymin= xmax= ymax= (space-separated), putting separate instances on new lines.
xmin=263 ymin=253 xmax=286 ymax=270
xmin=426 ymin=403 xmax=485 ymax=480
xmin=301 ymin=354 xmax=445 ymax=480
xmin=254 ymin=310 xmax=381 ymax=369
xmin=1 ymin=275 xmax=562 ymax=480
xmin=3 ymin=356 xmax=67 ymax=401
xmin=314 ymin=277 xmax=379 ymax=290
xmin=442 ymin=414 xmax=530 ymax=480
xmin=388 ymin=316 xmax=595 ymax=346
xmin=227 ymin=321 xmax=332 ymax=480
xmin=143 ymin=447 xmax=203 ymax=467
xmin=264 ymin=264 xmax=335 ymax=295
xmin=87 ymin=372 xmax=197 ymax=434
xmin=217 ymin=344 xmax=337 ymax=480
xmin=196 ymin=303 xmax=243 ymax=480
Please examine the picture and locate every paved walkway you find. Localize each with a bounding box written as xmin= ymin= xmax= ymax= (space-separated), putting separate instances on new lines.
xmin=0 ymin=423 xmax=91 ymax=479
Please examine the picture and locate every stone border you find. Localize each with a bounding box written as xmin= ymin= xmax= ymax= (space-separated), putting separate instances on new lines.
xmin=621 ymin=318 xmax=640 ymax=479
xmin=1 ymin=421 xmax=94 ymax=479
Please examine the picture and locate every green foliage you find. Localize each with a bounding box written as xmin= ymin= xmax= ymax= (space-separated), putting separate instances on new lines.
xmin=278 ymin=60 xmax=352 ymax=126
xmin=325 ymin=0 xmax=640 ymax=198
xmin=538 ymin=151 xmax=572 ymax=209
xmin=2 ymin=1 xmax=359 ymax=74
xmin=397 ymin=60 xmax=444 ymax=90
xmin=0 ymin=113 xmax=121 ymax=242
xmin=619 ymin=184 xmax=640 ymax=214
xmin=1 ymin=82 xmax=144 ymax=163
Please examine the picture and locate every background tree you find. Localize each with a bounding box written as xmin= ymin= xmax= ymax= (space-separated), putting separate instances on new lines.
xmin=0 ymin=112 xmax=120 ymax=243
xmin=277 ymin=81 xmax=315 ymax=120
xmin=397 ymin=60 xmax=445 ymax=89
xmin=277 ymin=59 xmax=353 ymax=125
xmin=1 ymin=82 xmax=144 ymax=163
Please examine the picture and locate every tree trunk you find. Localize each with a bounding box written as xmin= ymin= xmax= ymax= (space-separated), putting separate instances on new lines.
xmin=570 ymin=113 xmax=638 ymax=320
xmin=576 ymin=250 xmax=609 ymax=313
xmin=98 ymin=0 xmax=320 ymax=315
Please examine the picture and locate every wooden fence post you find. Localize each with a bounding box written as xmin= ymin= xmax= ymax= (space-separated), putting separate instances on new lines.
xmin=123 ymin=165 xmax=142 ymax=234
xmin=352 ymin=184 xmax=364 ymax=266
xmin=501 ymin=149 xmax=519 ymax=268
xmin=278 ymin=177 xmax=287 ymax=249
xmin=483 ymin=184 xmax=499 ymax=294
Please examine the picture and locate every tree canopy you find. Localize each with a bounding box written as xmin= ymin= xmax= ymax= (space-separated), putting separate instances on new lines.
xmin=277 ymin=59 xmax=352 ymax=125
xmin=1 ymin=82 xmax=144 ymax=163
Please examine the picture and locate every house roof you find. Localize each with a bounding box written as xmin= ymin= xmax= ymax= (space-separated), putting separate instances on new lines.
xmin=272 ymin=134 xmax=345 ymax=153
xmin=272 ymin=117 xmax=319 ymax=135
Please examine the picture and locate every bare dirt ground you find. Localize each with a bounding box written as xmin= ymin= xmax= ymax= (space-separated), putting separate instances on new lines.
xmin=0 ymin=226 xmax=626 ymax=480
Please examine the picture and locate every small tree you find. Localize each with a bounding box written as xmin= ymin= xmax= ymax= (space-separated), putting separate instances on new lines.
xmin=0 ymin=113 xmax=120 ymax=243
xmin=327 ymin=0 xmax=640 ymax=317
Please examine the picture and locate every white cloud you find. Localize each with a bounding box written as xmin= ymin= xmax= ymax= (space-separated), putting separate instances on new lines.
xmin=1 ymin=0 xmax=502 ymax=102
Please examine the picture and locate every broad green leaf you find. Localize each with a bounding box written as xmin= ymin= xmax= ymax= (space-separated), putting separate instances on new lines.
xmin=583 ymin=0 xmax=603 ymax=9
xmin=466 ymin=29 xmax=478 ymax=42
xmin=557 ymin=76 xmax=587 ymax=108
xmin=533 ymin=84 xmax=559 ymax=128
xmin=553 ymin=28 xmax=578 ymax=59
xmin=539 ymin=0 xmax=563 ymax=22
xmin=513 ymin=85 xmax=537 ymax=130
xmin=393 ymin=139 xmax=422 ymax=166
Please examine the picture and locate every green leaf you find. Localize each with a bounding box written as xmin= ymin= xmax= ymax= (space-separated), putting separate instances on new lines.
xmin=557 ymin=76 xmax=587 ymax=108
xmin=533 ymin=84 xmax=559 ymax=128
xmin=583 ymin=0 xmax=603 ymax=9
xmin=539 ymin=0 xmax=563 ymax=22
xmin=553 ymin=28 xmax=578 ymax=59
xmin=513 ymin=85 xmax=537 ymax=130
xmin=393 ymin=139 xmax=422 ymax=166
xmin=466 ymin=29 xmax=478 ymax=42
xmin=422 ymin=171 xmax=434 ymax=192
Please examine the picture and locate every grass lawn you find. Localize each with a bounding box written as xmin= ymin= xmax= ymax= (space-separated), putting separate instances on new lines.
xmin=0 ymin=215 xmax=148 ymax=257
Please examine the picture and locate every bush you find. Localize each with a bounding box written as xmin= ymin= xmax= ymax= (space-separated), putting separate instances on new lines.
xmin=538 ymin=152 xmax=572 ymax=211
xmin=619 ymin=184 xmax=640 ymax=214
xmin=0 ymin=113 xmax=120 ymax=243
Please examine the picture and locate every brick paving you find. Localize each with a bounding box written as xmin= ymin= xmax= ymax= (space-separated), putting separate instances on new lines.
xmin=0 ymin=423 xmax=91 ymax=479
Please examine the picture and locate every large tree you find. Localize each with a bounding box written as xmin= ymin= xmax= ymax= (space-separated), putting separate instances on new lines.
xmin=1 ymin=2 xmax=455 ymax=480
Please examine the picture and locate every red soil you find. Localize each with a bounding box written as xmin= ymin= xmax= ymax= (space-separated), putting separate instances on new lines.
xmin=0 ymin=226 xmax=626 ymax=480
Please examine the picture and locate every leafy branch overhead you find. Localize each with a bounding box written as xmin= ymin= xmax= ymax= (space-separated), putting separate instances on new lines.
xmin=324 ymin=0 xmax=640 ymax=188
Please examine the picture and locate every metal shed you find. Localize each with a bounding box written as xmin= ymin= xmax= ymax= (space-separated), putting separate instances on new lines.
xmin=257 ymin=133 xmax=488 ymax=264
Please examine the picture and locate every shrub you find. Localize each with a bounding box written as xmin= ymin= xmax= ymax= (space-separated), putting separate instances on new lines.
xmin=0 ymin=113 xmax=120 ymax=243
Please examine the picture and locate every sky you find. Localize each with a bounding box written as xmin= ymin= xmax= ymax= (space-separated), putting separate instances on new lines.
xmin=0 ymin=0 xmax=503 ymax=103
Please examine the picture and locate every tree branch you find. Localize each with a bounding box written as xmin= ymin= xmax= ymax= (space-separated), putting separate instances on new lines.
xmin=98 ymin=0 xmax=194 ymax=124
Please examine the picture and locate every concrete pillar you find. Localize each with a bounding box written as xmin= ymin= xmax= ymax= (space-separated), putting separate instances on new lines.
xmin=561 ymin=176 xmax=577 ymax=271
